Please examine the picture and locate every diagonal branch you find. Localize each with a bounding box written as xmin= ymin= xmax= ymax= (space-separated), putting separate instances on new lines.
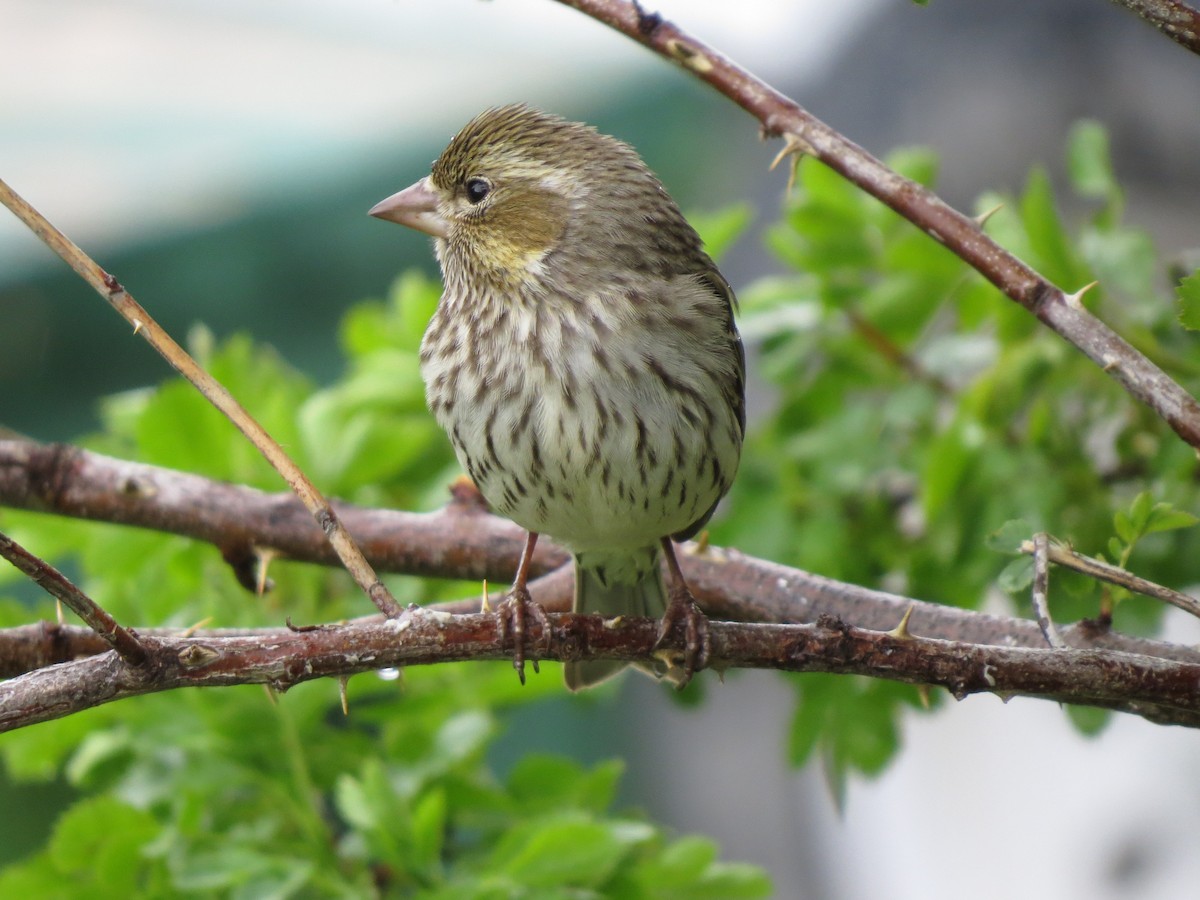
xmin=0 ymin=531 xmax=149 ymax=666
xmin=553 ymin=0 xmax=1200 ymax=450
xmin=0 ymin=179 xmax=402 ymax=619
xmin=1024 ymin=535 xmax=1200 ymax=620
xmin=1110 ymin=0 xmax=1200 ymax=56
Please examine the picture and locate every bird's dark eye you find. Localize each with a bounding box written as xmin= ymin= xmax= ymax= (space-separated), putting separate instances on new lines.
xmin=464 ymin=177 xmax=492 ymax=204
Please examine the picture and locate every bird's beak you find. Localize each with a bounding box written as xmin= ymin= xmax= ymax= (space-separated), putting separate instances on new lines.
xmin=368 ymin=176 xmax=449 ymax=239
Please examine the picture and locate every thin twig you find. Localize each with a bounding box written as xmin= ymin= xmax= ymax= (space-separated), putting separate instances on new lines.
xmin=1030 ymin=532 xmax=1065 ymax=649
xmin=1110 ymin=0 xmax=1200 ymax=56
xmin=554 ymin=0 xmax=1200 ymax=451
xmin=844 ymin=308 xmax=953 ymax=395
xmin=0 ymin=531 xmax=149 ymax=666
xmin=1022 ymin=536 xmax=1200 ymax=621
xmin=0 ymin=179 xmax=402 ymax=619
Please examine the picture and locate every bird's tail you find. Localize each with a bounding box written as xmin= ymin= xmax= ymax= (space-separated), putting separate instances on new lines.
xmin=564 ymin=546 xmax=667 ymax=691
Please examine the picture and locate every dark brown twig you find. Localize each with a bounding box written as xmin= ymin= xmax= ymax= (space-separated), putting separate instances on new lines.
xmin=3 ymin=609 xmax=1200 ymax=732
xmin=1022 ymin=535 xmax=1200 ymax=621
xmin=1030 ymin=532 xmax=1065 ymax=649
xmin=553 ymin=0 xmax=1200 ymax=451
xmin=1110 ymin=0 xmax=1200 ymax=56
xmin=0 ymin=179 xmax=402 ymax=620
xmin=0 ymin=531 xmax=149 ymax=666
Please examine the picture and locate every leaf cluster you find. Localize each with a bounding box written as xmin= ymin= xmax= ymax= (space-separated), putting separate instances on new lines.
xmin=714 ymin=122 xmax=1200 ymax=783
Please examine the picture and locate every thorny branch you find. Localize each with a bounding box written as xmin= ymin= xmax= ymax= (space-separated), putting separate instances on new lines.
xmin=0 ymin=178 xmax=402 ymax=620
xmin=3 ymin=438 xmax=1200 ymax=731
xmin=1110 ymin=0 xmax=1200 ymax=56
xmin=553 ymin=0 xmax=1200 ymax=451
xmin=4 ymin=610 xmax=1200 ymax=733
xmin=0 ymin=530 xmax=148 ymax=665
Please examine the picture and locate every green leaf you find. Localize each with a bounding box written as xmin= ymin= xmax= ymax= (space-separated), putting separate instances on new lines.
xmin=1066 ymin=120 xmax=1118 ymax=202
xmin=635 ymin=836 xmax=773 ymax=898
xmin=1020 ymin=168 xmax=1087 ymax=289
xmin=65 ymin=728 xmax=135 ymax=790
xmin=1144 ymin=507 xmax=1200 ymax=535
xmin=1107 ymin=537 xmax=1124 ymax=561
xmin=884 ymin=146 xmax=939 ymax=190
xmin=1129 ymin=491 xmax=1155 ymax=533
xmin=1065 ymin=704 xmax=1112 ymax=737
xmin=173 ymin=848 xmax=315 ymax=893
xmin=411 ymin=788 xmax=448 ymax=874
xmin=788 ymin=675 xmax=915 ymax=798
xmin=689 ymin=204 xmax=754 ymax=262
xmin=1080 ymin=229 xmax=1155 ymax=302
xmin=921 ymin=418 xmax=981 ymax=521
xmin=997 ymin=556 xmax=1035 ymax=594
xmin=1176 ymin=269 xmax=1200 ymax=331
xmin=128 ymin=335 xmax=312 ymax=486
xmin=495 ymin=814 xmax=651 ymax=889
xmin=652 ymin=835 xmax=717 ymax=878
xmin=1112 ymin=509 xmax=1135 ymax=545
xmin=0 ymin=795 xmax=167 ymax=895
xmin=507 ymin=754 xmax=623 ymax=815
xmin=986 ymin=520 xmax=1033 ymax=554
xmin=334 ymin=773 xmax=378 ymax=832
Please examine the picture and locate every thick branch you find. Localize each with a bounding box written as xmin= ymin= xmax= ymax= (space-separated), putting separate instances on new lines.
xmin=4 ymin=610 xmax=1200 ymax=732
xmin=0 ymin=439 xmax=569 ymax=585
xmin=4 ymin=438 xmax=1200 ymax=681
xmin=553 ymin=1 xmax=1200 ymax=450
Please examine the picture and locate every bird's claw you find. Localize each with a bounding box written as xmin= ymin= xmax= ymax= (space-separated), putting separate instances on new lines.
xmin=654 ymin=587 xmax=710 ymax=689
xmin=496 ymin=586 xmax=551 ymax=685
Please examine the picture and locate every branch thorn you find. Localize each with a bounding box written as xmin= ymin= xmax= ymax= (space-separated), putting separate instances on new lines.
xmin=915 ymin=683 xmax=931 ymax=709
xmin=887 ymin=603 xmax=916 ymax=640
xmin=256 ymin=547 xmax=280 ymax=596
xmin=181 ymin=616 xmax=213 ymax=639
xmin=769 ymin=133 xmax=811 ymax=194
xmin=338 ymin=675 xmax=350 ymax=716
xmin=1064 ymin=281 xmax=1099 ymax=309
xmin=974 ymin=203 xmax=1004 ymax=227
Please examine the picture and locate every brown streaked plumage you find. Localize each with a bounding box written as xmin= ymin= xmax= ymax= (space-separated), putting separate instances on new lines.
xmin=371 ymin=104 xmax=744 ymax=689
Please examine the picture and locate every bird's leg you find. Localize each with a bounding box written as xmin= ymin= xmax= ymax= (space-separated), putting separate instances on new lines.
xmin=497 ymin=531 xmax=551 ymax=684
xmin=654 ymin=538 xmax=711 ymax=688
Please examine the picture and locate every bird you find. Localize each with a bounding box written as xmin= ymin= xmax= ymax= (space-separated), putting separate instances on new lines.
xmin=370 ymin=104 xmax=744 ymax=690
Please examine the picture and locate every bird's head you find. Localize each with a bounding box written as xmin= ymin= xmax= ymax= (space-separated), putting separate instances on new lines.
xmin=370 ymin=104 xmax=694 ymax=290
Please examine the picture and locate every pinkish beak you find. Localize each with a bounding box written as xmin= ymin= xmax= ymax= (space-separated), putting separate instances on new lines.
xmin=368 ymin=176 xmax=449 ymax=239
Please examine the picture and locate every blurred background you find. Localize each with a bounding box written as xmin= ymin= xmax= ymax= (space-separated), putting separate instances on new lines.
xmin=4 ymin=1 xmax=1200 ymax=897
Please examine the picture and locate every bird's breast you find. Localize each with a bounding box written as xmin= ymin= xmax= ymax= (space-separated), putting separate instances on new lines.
xmin=419 ymin=287 xmax=741 ymax=553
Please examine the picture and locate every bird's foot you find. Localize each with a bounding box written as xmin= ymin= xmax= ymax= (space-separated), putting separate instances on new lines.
xmin=496 ymin=585 xmax=551 ymax=685
xmin=653 ymin=584 xmax=710 ymax=689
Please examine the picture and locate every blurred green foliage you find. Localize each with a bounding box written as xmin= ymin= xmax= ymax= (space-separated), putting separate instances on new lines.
xmin=2 ymin=121 xmax=1200 ymax=893
xmin=719 ymin=119 xmax=1200 ymax=778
